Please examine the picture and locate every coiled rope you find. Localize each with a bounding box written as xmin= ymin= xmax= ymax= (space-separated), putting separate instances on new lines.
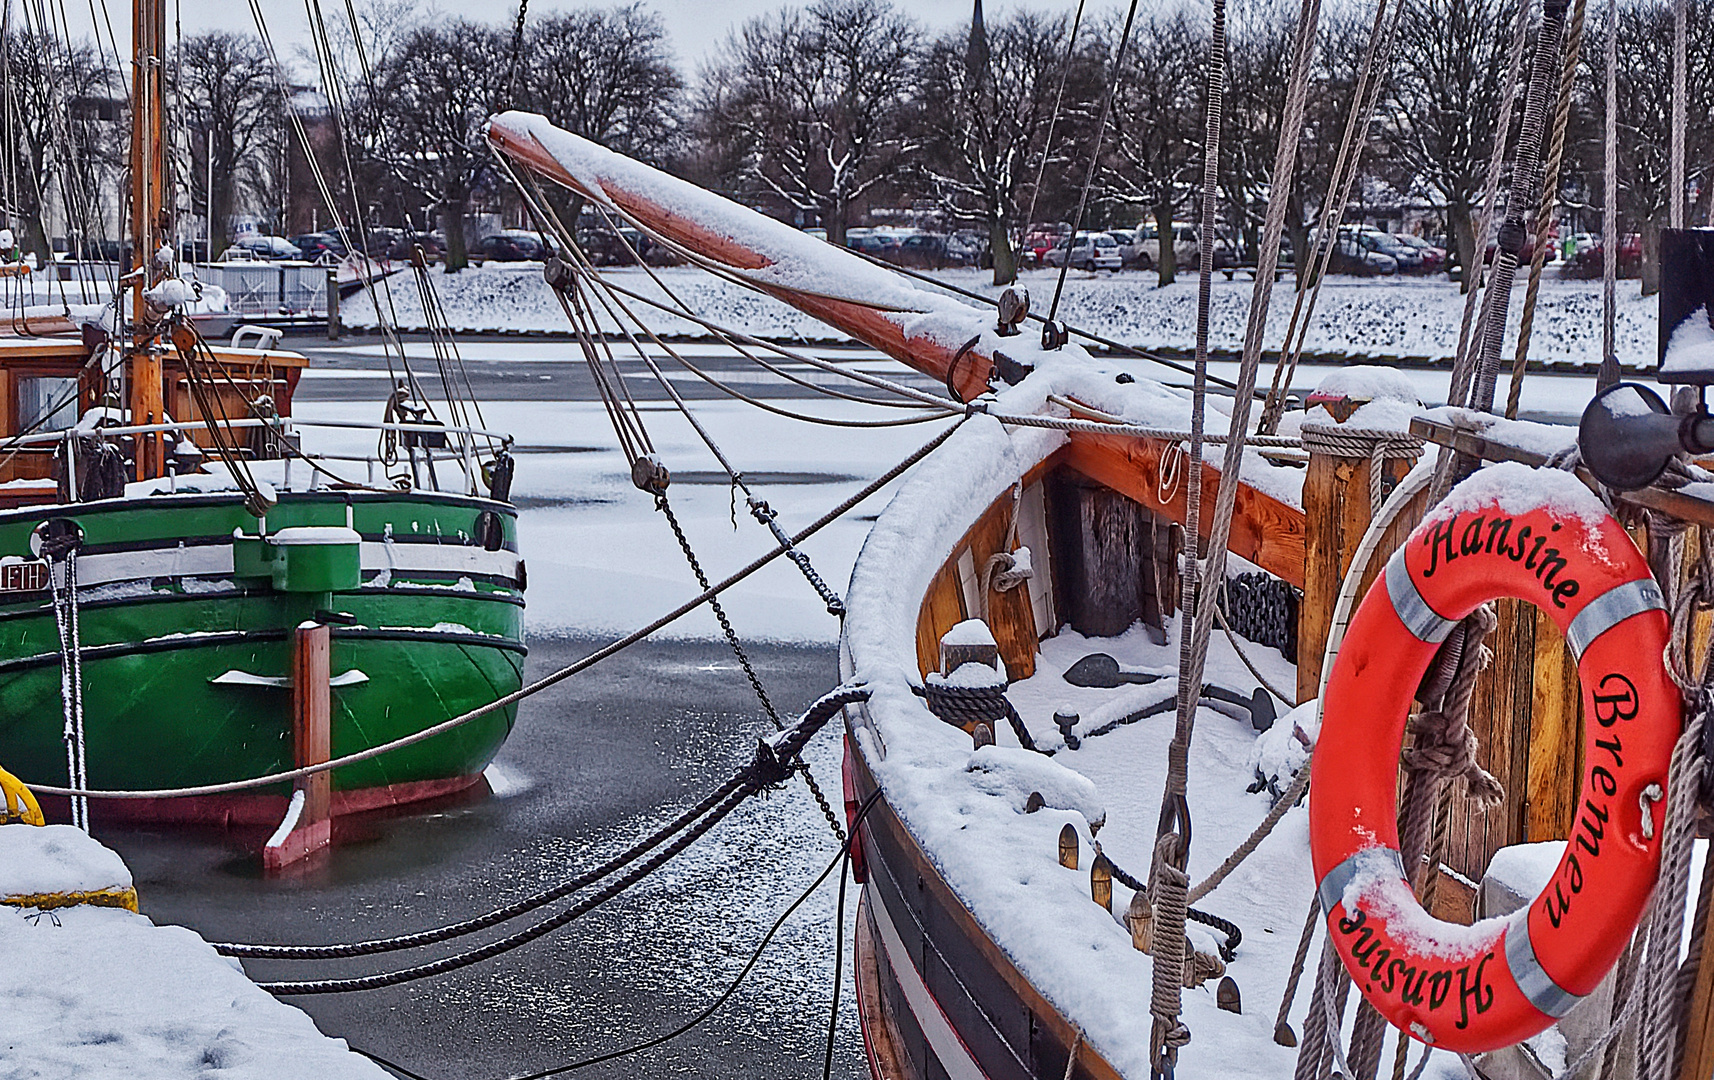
xmin=1297 ymin=424 xmax=1424 ymax=514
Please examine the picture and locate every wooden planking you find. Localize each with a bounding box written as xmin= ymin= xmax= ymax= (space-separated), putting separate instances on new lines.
xmin=1297 ymin=454 xmax=1423 ymax=701
xmin=1524 ymin=606 xmax=1583 ymax=842
xmin=1056 ymin=430 xmax=1306 ymax=588
xmin=847 ymin=741 xmax=1125 ymax=1080
xmin=915 ymin=563 xmax=965 ymax=679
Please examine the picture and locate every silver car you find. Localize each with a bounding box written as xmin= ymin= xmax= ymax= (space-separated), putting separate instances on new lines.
xmin=1042 ymin=230 xmax=1123 ymax=272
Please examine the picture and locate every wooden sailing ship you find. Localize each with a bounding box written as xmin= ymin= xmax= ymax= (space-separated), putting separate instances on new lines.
xmin=490 ymin=106 xmax=1714 ymax=1080
xmin=0 ymin=0 xmax=525 ymax=839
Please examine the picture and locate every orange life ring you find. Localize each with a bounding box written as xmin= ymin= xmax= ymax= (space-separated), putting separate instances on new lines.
xmin=1310 ymin=467 xmax=1679 ymax=1053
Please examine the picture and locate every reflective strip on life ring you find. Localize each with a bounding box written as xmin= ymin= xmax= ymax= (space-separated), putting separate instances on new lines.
xmin=1310 ymin=481 xmax=1678 ymax=1053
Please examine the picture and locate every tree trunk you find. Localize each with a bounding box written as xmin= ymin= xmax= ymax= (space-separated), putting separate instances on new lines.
xmin=442 ymin=195 xmax=469 ymax=272
xmin=826 ymin=196 xmax=848 ymax=246
xmin=1153 ymin=202 xmax=1176 ymax=286
xmin=1288 ymin=188 xmax=1309 ymax=294
xmin=989 ymin=216 xmax=1016 ymax=285
xmin=1642 ymin=216 xmax=1663 ymax=296
xmin=23 ymin=211 xmax=50 ymax=269
xmin=1451 ymin=197 xmax=1478 ymax=294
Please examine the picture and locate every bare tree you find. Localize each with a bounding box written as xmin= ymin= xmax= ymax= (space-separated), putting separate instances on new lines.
xmin=1103 ymin=9 xmax=1204 ymax=285
xmin=1220 ymin=0 xmax=1298 ymax=264
xmin=914 ymin=8 xmax=1079 ymax=283
xmin=0 ymin=31 xmax=116 ymax=264
xmin=381 ymin=20 xmax=509 ymax=270
xmin=697 ymin=0 xmax=920 ymax=243
xmin=176 ymin=32 xmax=275 ymax=255
xmin=523 ymin=4 xmax=683 ymax=163
xmin=1382 ymin=0 xmax=1520 ymax=289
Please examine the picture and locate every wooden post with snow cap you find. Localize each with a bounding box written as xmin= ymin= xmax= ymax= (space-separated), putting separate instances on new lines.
xmin=1296 ymin=368 xmax=1428 ymax=701
xmin=264 ymin=621 xmax=332 ymax=872
xmin=939 ymin=618 xmax=1000 ymax=676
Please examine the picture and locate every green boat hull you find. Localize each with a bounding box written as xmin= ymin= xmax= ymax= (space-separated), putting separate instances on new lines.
xmin=0 ymin=489 xmax=525 ymax=820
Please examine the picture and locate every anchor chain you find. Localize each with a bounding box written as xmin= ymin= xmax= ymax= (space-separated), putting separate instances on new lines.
xmin=655 ymin=493 xmax=847 ymax=844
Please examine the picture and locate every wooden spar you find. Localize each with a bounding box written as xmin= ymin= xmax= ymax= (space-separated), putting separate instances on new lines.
xmin=129 ymin=0 xmax=168 ymax=480
xmin=488 ymin=116 xmax=1308 ymax=587
xmin=487 ymin=120 xmax=997 ymax=403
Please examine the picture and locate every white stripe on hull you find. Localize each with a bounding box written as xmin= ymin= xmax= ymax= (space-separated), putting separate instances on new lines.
xmin=864 ymin=880 xmax=988 ymax=1080
xmin=56 ymin=542 xmax=520 ymax=590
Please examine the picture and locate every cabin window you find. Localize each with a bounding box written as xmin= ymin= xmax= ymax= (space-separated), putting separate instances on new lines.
xmin=18 ymin=376 xmax=78 ymax=432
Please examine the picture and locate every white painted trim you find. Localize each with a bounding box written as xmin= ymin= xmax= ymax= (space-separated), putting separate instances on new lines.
xmin=864 ymin=881 xmax=989 ymax=1080
xmin=59 ymin=542 xmax=520 ymax=591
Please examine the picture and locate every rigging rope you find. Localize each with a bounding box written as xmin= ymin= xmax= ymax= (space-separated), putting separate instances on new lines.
xmin=1020 ymin=0 xmax=1087 ymax=240
xmin=43 ymin=526 xmax=86 ymax=830
xmin=26 ymin=417 xmax=967 ymax=801
xmin=1257 ymin=0 xmax=1405 ymax=434
xmin=1467 ymin=0 xmax=1573 ymax=414
xmin=1148 ymin=0 xmax=1318 ymax=1058
xmin=1503 ymin=0 xmax=1588 ymax=420
xmin=1447 ymin=0 xmax=1534 ymax=410
xmin=1597 ymin=0 xmax=1620 ymax=392
xmin=231 ymin=688 xmax=866 ymax=991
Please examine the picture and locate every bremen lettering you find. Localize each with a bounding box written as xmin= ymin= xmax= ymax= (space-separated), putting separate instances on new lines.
xmin=1420 ymin=513 xmax=1581 ymax=607
xmin=1335 ymin=907 xmax=1498 ymax=1030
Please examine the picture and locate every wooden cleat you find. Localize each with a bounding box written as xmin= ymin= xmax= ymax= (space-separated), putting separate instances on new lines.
xmin=972 ymin=723 xmax=994 ymax=749
xmin=1058 ymin=823 xmax=1078 ymax=870
xmin=1024 ymin=791 xmax=1045 ymax=813
xmin=1217 ymin=976 xmax=1241 ymax=1014
xmin=1125 ymin=890 xmax=1153 ymax=952
xmin=1091 ymin=854 xmax=1112 ymax=911
xmin=1273 ymin=1021 xmax=1298 ymax=1047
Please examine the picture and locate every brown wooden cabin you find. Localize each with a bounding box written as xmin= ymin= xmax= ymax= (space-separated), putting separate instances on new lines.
xmin=0 ymin=335 xmax=306 ymax=508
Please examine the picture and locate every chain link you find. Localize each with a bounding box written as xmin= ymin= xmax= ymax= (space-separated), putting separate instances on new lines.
xmin=656 ymin=494 xmax=847 ymax=843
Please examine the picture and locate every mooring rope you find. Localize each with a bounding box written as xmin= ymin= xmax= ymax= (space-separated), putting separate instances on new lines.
xmin=26 ymin=419 xmax=967 ymax=801
xmin=253 ymin=687 xmax=866 ymax=994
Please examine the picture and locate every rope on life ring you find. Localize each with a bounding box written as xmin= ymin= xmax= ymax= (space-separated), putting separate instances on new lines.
xmin=1310 ymin=462 xmax=1680 ymax=1054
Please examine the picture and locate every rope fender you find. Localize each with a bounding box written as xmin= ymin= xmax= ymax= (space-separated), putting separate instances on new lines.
xmin=1310 ymin=476 xmax=1679 ymax=1053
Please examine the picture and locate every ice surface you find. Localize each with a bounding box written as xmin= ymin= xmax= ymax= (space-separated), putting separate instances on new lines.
xmin=0 ymin=824 xmax=132 ymax=897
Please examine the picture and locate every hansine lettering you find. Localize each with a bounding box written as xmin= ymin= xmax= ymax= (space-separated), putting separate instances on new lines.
xmin=1418 ymin=512 xmax=1582 ymax=606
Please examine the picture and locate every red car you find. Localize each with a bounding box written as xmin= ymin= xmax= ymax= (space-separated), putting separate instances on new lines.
xmin=1567 ymin=233 xmax=1643 ymax=278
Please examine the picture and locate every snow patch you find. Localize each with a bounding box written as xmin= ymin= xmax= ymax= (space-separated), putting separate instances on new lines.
xmin=0 ymin=824 xmax=132 ymax=897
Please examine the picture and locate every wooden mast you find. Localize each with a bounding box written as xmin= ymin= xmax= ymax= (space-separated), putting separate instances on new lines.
xmin=129 ymin=0 xmax=166 ymax=480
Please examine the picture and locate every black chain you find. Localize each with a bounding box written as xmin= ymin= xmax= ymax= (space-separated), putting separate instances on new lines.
xmin=1217 ymin=572 xmax=1300 ymax=663
xmin=1102 ymin=855 xmax=1241 ymax=961
xmin=656 ymin=493 xmax=847 ymax=844
xmin=505 ymin=0 xmax=530 ymax=103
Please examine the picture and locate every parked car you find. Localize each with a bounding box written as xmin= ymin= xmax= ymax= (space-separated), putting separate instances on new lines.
xmin=1566 ymin=233 xmax=1644 ymax=279
xmin=229 ymin=234 xmax=303 ymax=261
xmin=1132 ymin=222 xmax=1200 ymax=271
xmin=1391 ymin=233 xmax=1447 ymax=272
xmin=1020 ymin=224 xmax=1071 ymax=267
xmin=1314 ymin=229 xmax=1397 ymax=276
xmin=894 ymin=232 xmax=954 ymax=269
xmin=844 ymin=228 xmax=899 ymax=259
xmin=290 ymin=231 xmax=350 ymax=263
xmin=947 ymin=230 xmax=988 ymax=267
xmin=472 ymin=230 xmax=545 ymax=262
xmin=1041 ymin=230 xmax=1122 ymax=272
xmin=1341 ymin=228 xmax=1424 ymax=272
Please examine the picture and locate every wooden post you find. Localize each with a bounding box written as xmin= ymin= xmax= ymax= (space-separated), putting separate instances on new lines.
xmin=1297 ymin=435 xmax=1422 ymax=702
xmin=326 ymin=268 xmax=340 ymax=340
xmin=1677 ymin=838 xmax=1714 ymax=1080
xmin=1090 ymin=854 xmax=1112 ymax=911
xmin=1058 ymin=823 xmax=1078 ymax=870
xmin=264 ymin=622 xmax=332 ymax=871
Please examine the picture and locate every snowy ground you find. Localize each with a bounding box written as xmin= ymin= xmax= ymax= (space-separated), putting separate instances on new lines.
xmin=341 ymin=263 xmax=1662 ymax=369
xmin=0 ymin=826 xmax=387 ymax=1080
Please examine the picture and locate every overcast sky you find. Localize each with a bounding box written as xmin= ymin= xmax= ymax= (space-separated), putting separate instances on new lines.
xmin=59 ymin=0 xmax=1094 ymax=72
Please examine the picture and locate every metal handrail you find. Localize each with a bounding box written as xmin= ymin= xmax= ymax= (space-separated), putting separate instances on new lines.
xmin=10 ymin=415 xmax=511 ymax=447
